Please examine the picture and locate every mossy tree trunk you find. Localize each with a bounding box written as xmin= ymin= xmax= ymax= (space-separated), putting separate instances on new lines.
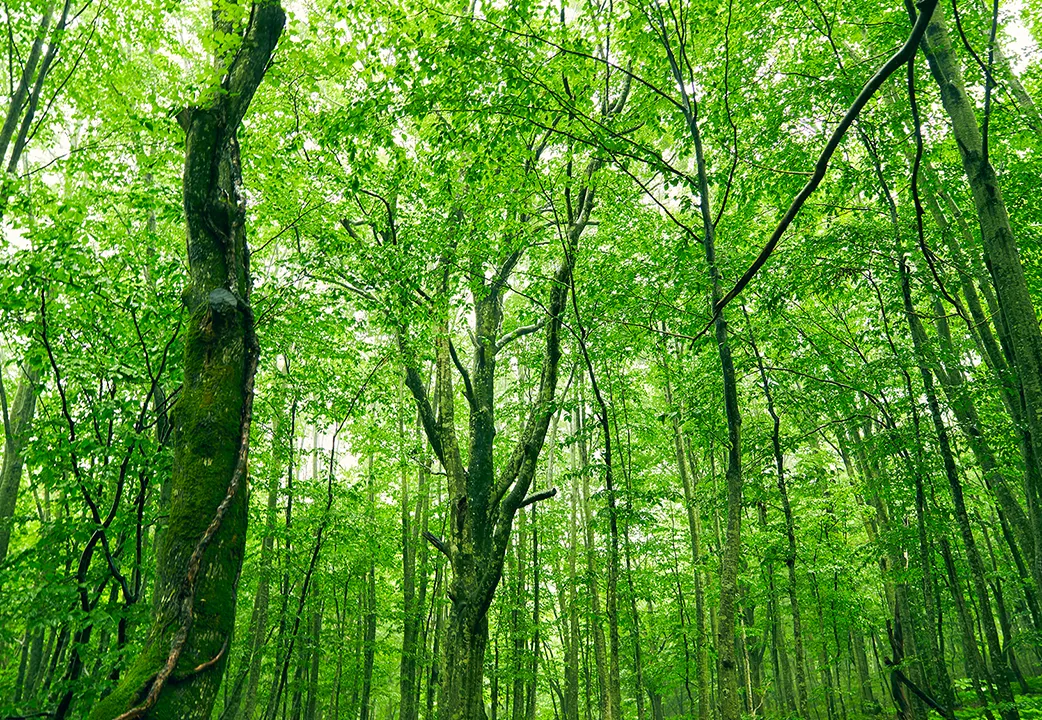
xmin=90 ymin=3 xmax=284 ymax=718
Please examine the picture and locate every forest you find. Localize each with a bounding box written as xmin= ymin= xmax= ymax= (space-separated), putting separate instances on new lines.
xmin=1 ymin=0 xmax=1042 ymax=718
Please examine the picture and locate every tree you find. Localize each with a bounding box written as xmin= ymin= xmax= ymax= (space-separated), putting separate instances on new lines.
xmin=90 ymin=2 xmax=285 ymax=717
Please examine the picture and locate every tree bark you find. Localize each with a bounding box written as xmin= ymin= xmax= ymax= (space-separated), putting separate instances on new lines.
xmin=89 ymin=3 xmax=284 ymax=717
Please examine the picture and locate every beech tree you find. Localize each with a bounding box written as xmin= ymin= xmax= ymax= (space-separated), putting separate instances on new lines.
xmin=1 ymin=0 xmax=1042 ymax=719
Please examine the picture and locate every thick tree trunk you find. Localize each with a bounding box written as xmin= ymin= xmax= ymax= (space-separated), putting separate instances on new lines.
xmin=90 ymin=4 xmax=283 ymax=718
xmin=441 ymin=599 xmax=490 ymax=720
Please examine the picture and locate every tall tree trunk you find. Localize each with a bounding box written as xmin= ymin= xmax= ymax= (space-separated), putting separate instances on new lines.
xmin=622 ymin=486 xmax=646 ymax=720
xmin=263 ymin=402 xmax=298 ymax=720
xmin=222 ymin=413 xmax=284 ymax=720
xmin=851 ymin=624 xmax=878 ymax=715
xmin=0 ymin=369 xmax=40 ymax=564
xmin=526 ymin=505 xmax=540 ymax=720
xmin=563 ymin=439 xmax=581 ymax=720
xmin=661 ymin=351 xmax=709 ymax=720
xmin=900 ymin=261 xmax=1019 ymax=720
xmin=929 ymin=292 xmax=1036 ymax=566
xmin=578 ymin=402 xmax=610 ymax=720
xmin=919 ymin=2 xmax=1042 ymax=600
xmin=90 ymin=4 xmax=284 ymax=718
xmin=304 ymin=595 xmax=322 ymax=720
xmin=402 ymin=406 xmax=421 ymax=720
xmin=682 ymin=53 xmax=745 ymax=720
xmin=745 ymin=319 xmax=809 ymax=719
xmin=510 ymin=514 xmax=527 ymax=720
xmin=360 ymin=457 xmax=377 ymax=720
xmin=938 ymin=536 xmax=996 ymax=717
xmin=401 ymin=152 xmax=599 ymax=720
xmin=980 ymin=516 xmax=1030 ymax=694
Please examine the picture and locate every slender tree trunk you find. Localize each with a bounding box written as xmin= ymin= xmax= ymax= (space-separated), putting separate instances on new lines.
xmin=563 ymin=440 xmax=581 ymax=720
xmin=263 ymin=401 xmax=299 ymax=720
xmin=938 ymin=537 xmax=996 ymax=717
xmin=527 ymin=506 xmax=540 ymax=720
xmin=851 ymin=625 xmax=878 ymax=715
xmin=223 ymin=414 xmax=284 ymax=720
xmin=678 ymin=59 xmax=745 ymax=720
xmin=304 ymin=595 xmax=322 ymax=720
xmin=402 ymin=405 xmax=421 ymax=720
xmin=578 ymin=403 xmax=610 ymax=720
xmin=360 ymin=457 xmax=377 ymax=720
xmin=623 ymin=499 xmax=646 ymax=720
xmin=0 ymin=369 xmax=40 ymax=564
xmin=745 ymin=319 xmax=809 ymax=719
xmin=980 ymin=516 xmax=1030 ymax=694
xmin=901 ymin=261 xmax=1019 ymax=720
xmin=662 ymin=351 xmax=709 ymax=720
xmin=919 ymin=2 xmax=1042 ymax=604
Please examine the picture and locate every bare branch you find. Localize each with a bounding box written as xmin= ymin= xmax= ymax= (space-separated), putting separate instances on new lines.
xmin=448 ymin=339 xmax=476 ymax=407
xmin=711 ymin=0 xmax=941 ymax=316
xmin=519 ymin=487 xmax=558 ymax=509
xmin=495 ymin=318 xmax=547 ymax=353
xmin=423 ymin=530 xmax=451 ymax=560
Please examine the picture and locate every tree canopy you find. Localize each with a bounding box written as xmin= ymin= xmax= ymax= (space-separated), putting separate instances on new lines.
xmin=2 ymin=0 xmax=1042 ymax=719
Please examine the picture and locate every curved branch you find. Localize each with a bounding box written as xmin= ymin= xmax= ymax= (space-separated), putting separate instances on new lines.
xmin=712 ymin=0 xmax=941 ymax=317
xmin=495 ymin=318 xmax=547 ymax=353
xmin=519 ymin=486 xmax=558 ymax=509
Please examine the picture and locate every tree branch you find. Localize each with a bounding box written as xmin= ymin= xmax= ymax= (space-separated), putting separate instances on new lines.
xmin=518 ymin=487 xmax=558 ymax=509
xmin=422 ymin=530 xmax=451 ymax=560
xmin=495 ymin=318 xmax=547 ymax=353
xmin=447 ymin=339 xmax=476 ymax=408
xmin=711 ymin=0 xmax=941 ymax=317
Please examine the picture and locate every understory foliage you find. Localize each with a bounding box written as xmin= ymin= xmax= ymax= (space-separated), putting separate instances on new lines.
xmin=2 ymin=0 xmax=1042 ymax=719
